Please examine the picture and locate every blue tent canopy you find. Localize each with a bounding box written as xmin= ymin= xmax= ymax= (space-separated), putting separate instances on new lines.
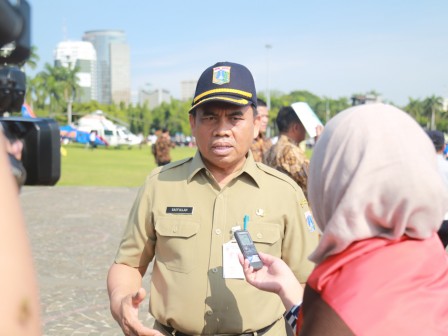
xmin=59 ymin=125 xmax=106 ymax=146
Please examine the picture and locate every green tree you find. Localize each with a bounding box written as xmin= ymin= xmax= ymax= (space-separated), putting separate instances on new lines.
xmin=23 ymin=46 xmax=40 ymax=71
xmin=38 ymin=63 xmax=62 ymax=116
xmin=423 ymin=95 xmax=443 ymax=130
xmin=26 ymin=74 xmax=47 ymax=113
xmin=38 ymin=63 xmax=80 ymax=122
xmin=403 ymin=98 xmax=424 ymax=125
xmin=59 ymin=65 xmax=80 ymax=124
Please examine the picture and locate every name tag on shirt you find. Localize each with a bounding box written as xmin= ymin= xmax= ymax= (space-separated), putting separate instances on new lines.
xmin=223 ymin=241 xmax=245 ymax=279
xmin=166 ymin=207 xmax=193 ymax=215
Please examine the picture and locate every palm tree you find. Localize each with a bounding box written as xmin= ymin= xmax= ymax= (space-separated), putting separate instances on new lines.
xmin=38 ymin=63 xmax=80 ymax=122
xmin=58 ymin=65 xmax=80 ymax=124
xmin=28 ymin=74 xmax=48 ymax=113
xmin=23 ymin=46 xmax=40 ymax=71
xmin=39 ymin=63 xmax=62 ymax=116
xmin=404 ymin=98 xmax=423 ymax=124
xmin=423 ymin=95 xmax=443 ymax=130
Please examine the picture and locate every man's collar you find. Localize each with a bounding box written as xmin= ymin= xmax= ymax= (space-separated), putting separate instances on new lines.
xmin=242 ymin=150 xmax=262 ymax=188
xmin=187 ymin=150 xmax=261 ymax=188
xmin=187 ymin=151 xmax=206 ymax=183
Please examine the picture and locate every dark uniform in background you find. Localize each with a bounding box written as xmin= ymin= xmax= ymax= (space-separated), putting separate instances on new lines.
xmin=250 ymin=98 xmax=272 ymax=162
xmin=251 ymin=133 xmax=272 ymax=162
xmin=264 ymin=135 xmax=309 ymax=196
xmin=264 ymin=106 xmax=310 ymax=197
xmin=153 ymin=128 xmax=174 ymax=166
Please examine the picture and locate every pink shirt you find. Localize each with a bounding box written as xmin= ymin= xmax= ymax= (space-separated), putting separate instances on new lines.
xmin=306 ymin=235 xmax=448 ymax=335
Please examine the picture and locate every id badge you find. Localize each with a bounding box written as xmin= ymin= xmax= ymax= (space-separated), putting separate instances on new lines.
xmin=222 ymin=241 xmax=244 ymax=279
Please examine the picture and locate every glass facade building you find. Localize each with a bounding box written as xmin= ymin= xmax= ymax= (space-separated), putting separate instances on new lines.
xmin=82 ymin=30 xmax=131 ymax=105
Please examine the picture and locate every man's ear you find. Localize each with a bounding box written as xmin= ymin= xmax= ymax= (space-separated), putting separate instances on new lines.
xmin=189 ymin=113 xmax=196 ymax=137
xmin=292 ymin=122 xmax=300 ymax=133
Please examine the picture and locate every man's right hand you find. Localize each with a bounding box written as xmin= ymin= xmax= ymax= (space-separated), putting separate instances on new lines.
xmin=115 ymin=288 xmax=162 ymax=336
xmin=108 ymin=263 xmax=161 ymax=335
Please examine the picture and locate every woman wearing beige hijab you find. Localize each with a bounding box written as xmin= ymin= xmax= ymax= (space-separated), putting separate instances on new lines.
xmin=240 ymin=103 xmax=448 ymax=335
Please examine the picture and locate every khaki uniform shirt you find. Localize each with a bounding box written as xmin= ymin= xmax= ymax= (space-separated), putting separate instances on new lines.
xmin=264 ymin=135 xmax=310 ymax=198
xmin=250 ymin=133 xmax=273 ymax=162
xmin=115 ymin=151 xmax=318 ymax=335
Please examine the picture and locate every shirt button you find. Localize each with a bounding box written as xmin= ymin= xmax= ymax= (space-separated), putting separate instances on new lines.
xmin=215 ymin=229 xmax=221 ymax=235
xmin=212 ymin=268 xmax=218 ymax=273
xmin=257 ymin=233 xmax=263 ymax=239
xmin=206 ymin=310 xmax=213 ymax=316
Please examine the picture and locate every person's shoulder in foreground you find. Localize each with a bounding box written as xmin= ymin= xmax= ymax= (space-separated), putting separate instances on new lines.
xmin=0 ymin=133 xmax=42 ymax=335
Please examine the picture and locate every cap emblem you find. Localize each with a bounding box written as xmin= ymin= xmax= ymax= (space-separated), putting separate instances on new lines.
xmin=212 ymin=66 xmax=231 ymax=85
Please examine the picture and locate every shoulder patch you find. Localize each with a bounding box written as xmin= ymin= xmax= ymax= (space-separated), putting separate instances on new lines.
xmin=304 ymin=211 xmax=316 ymax=233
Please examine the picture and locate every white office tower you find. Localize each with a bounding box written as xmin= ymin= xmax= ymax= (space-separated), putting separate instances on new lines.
xmin=83 ymin=30 xmax=131 ymax=105
xmin=54 ymin=40 xmax=97 ymax=103
xmin=139 ymin=88 xmax=171 ymax=109
xmin=181 ymin=80 xmax=197 ymax=101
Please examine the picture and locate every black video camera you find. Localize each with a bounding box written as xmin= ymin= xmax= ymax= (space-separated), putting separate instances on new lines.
xmin=0 ymin=0 xmax=60 ymax=186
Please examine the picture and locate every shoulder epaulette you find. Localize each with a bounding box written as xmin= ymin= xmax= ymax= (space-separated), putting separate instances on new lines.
xmin=148 ymin=157 xmax=193 ymax=179
xmin=254 ymin=162 xmax=300 ymax=191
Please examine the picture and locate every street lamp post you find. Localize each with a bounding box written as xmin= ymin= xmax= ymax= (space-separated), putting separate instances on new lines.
xmin=265 ymin=44 xmax=272 ymax=110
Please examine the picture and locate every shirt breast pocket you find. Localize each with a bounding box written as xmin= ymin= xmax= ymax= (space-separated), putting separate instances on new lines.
xmin=247 ymin=224 xmax=282 ymax=256
xmin=155 ymin=218 xmax=199 ymax=273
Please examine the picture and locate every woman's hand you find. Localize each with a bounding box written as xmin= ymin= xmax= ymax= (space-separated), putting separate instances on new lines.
xmin=238 ymin=251 xmax=304 ymax=310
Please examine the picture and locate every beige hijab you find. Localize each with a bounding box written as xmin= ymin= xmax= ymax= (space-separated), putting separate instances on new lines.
xmin=308 ymin=103 xmax=448 ymax=264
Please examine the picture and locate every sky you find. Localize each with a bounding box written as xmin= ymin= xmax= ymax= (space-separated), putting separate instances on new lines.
xmin=27 ymin=0 xmax=448 ymax=106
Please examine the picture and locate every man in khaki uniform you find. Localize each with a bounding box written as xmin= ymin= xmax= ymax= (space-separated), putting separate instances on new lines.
xmin=250 ymin=98 xmax=272 ymax=162
xmin=107 ymin=62 xmax=319 ymax=336
xmin=264 ymin=106 xmax=310 ymax=198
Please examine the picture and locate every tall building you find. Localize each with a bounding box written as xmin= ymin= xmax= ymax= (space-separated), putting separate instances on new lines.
xmin=139 ymin=88 xmax=171 ymax=109
xmin=54 ymin=40 xmax=97 ymax=103
xmin=181 ymin=80 xmax=197 ymax=101
xmin=110 ymin=43 xmax=131 ymax=105
xmin=82 ymin=30 xmax=131 ymax=105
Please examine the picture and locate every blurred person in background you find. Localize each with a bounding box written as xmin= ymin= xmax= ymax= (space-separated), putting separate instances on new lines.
xmin=250 ymin=98 xmax=272 ymax=162
xmin=264 ymin=106 xmax=309 ymax=197
xmin=153 ymin=128 xmax=175 ymax=166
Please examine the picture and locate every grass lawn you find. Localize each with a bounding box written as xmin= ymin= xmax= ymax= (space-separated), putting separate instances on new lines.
xmin=58 ymin=143 xmax=197 ymax=187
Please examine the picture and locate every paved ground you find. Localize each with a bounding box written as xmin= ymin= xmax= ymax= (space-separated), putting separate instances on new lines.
xmin=20 ymin=186 xmax=155 ymax=336
xmin=20 ymin=186 xmax=448 ymax=335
